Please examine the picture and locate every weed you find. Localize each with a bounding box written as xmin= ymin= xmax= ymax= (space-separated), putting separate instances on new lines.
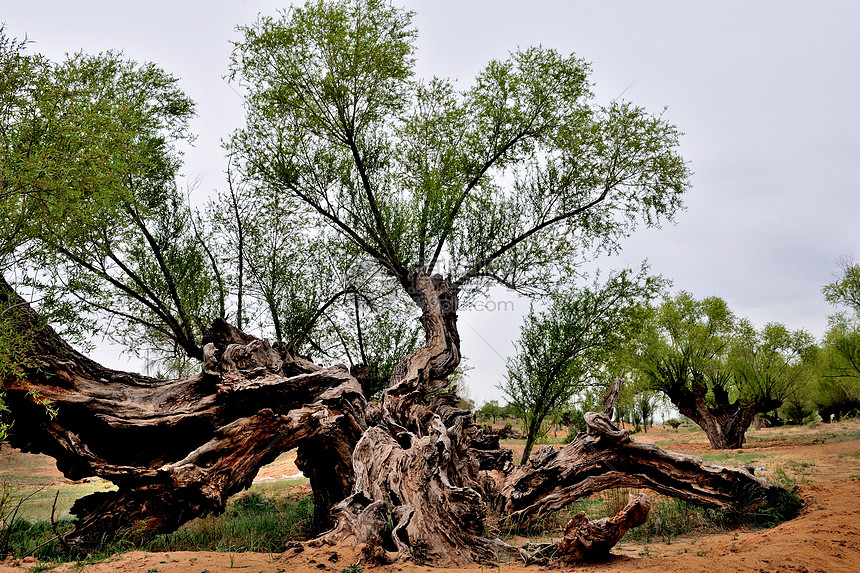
xmin=340 ymin=565 xmax=363 ymax=573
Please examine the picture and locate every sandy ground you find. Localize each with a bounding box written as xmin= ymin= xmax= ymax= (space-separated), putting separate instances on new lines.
xmin=3 ymin=422 xmax=860 ymax=573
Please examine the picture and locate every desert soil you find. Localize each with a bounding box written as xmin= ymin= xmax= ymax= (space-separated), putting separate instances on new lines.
xmin=3 ymin=421 xmax=860 ymax=573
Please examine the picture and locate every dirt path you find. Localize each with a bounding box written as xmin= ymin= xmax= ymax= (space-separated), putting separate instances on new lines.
xmin=3 ymin=423 xmax=859 ymax=572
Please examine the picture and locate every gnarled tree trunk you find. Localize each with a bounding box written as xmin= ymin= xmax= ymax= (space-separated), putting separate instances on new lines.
xmin=1 ymin=274 xmax=797 ymax=564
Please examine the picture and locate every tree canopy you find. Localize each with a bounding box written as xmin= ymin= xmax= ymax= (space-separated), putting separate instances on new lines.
xmin=0 ymin=28 xmax=219 ymax=366
xmin=230 ymin=0 xmax=690 ymax=303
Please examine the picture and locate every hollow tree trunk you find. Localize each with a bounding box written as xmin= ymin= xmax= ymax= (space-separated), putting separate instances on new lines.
xmin=1 ymin=274 xmax=796 ymax=565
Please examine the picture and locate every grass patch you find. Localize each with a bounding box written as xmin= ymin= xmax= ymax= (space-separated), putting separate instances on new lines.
xmin=699 ymin=451 xmax=764 ymax=465
xmin=525 ymin=481 xmax=803 ymax=546
xmin=0 ymin=489 xmax=314 ymax=563
xmin=791 ymin=428 xmax=860 ymax=445
xmin=6 ymin=482 xmax=118 ymax=521
xmin=148 ymin=491 xmax=314 ymax=553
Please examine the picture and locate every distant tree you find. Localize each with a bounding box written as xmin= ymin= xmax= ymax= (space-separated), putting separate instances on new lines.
xmin=814 ymin=319 xmax=860 ymax=421
xmin=634 ymin=392 xmax=656 ymax=432
xmin=502 ymin=268 xmax=662 ymax=463
xmin=634 ymin=293 xmax=814 ymax=449
xmin=477 ymin=400 xmax=503 ymax=424
xmin=778 ymin=350 xmax=819 ymax=425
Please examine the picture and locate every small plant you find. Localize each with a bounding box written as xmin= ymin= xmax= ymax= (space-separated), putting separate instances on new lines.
xmin=340 ymin=565 xmax=363 ymax=573
xmin=664 ymin=418 xmax=682 ymax=429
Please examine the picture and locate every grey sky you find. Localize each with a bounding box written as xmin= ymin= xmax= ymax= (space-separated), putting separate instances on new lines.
xmin=3 ymin=1 xmax=858 ymax=403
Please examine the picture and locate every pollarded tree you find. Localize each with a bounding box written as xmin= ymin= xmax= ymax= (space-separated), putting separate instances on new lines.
xmin=0 ymin=3 xmax=799 ymax=566
xmin=815 ymin=318 xmax=860 ymax=421
xmin=634 ymin=293 xmax=814 ymax=448
xmin=502 ymin=268 xmax=663 ymax=463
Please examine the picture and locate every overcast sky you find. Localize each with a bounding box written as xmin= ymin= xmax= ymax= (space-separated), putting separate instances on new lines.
xmin=3 ymin=1 xmax=858 ymax=403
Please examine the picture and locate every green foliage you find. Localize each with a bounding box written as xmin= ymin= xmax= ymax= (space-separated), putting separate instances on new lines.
xmin=0 ymin=289 xmax=56 ymax=440
xmin=814 ymin=320 xmax=860 ymax=420
xmin=729 ymin=320 xmax=817 ymax=411
xmin=559 ymin=482 xmax=801 ymax=546
xmin=230 ymin=0 xmax=690 ymax=301
xmin=664 ymin=418 xmax=682 ymax=429
xmin=812 ymin=259 xmax=860 ymax=421
xmin=633 ymin=292 xmax=815 ymax=446
xmin=822 ymin=257 xmax=860 ymax=318
xmin=502 ymin=267 xmax=663 ymax=462
xmin=564 ymin=408 xmax=588 ymax=439
xmin=477 ymin=400 xmax=503 ymax=424
xmin=0 ymin=27 xmax=218 ymax=365
xmin=5 ymin=0 xmax=690 ymax=405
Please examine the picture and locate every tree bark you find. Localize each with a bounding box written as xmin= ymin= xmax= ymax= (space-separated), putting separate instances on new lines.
xmin=662 ymin=375 xmax=770 ymax=450
xmin=0 ymin=278 xmax=366 ymax=549
xmin=0 ymin=274 xmax=797 ymax=564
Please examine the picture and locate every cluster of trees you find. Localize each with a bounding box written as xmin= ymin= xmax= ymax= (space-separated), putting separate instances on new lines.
xmin=495 ymin=259 xmax=860 ymax=458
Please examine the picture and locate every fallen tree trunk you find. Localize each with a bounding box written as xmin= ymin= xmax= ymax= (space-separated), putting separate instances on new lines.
xmin=1 ymin=278 xmax=367 ymax=548
xmin=0 ymin=274 xmax=798 ymax=564
xmin=497 ymin=412 xmax=795 ymax=531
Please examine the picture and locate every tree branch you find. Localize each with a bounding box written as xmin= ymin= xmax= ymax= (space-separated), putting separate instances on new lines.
xmin=455 ymin=185 xmax=612 ymax=288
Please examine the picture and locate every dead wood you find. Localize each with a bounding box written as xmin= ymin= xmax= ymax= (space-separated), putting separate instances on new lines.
xmin=498 ymin=412 xmax=788 ymax=531
xmin=0 ymin=278 xmax=366 ymax=548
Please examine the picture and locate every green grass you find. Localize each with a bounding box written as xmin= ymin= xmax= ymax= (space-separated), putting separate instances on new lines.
xmin=552 ymin=480 xmax=802 ymax=545
xmin=6 ymin=481 xmax=118 ymax=521
xmin=789 ymin=428 xmax=860 ymax=445
xmin=246 ymin=477 xmax=310 ymax=495
xmin=147 ymin=491 xmax=314 ymax=553
xmin=535 ymin=433 xmax=568 ymax=446
xmin=0 ymin=486 xmax=314 ymax=563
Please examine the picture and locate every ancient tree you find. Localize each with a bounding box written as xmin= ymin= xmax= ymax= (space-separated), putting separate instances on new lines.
xmin=633 ymin=293 xmax=814 ymax=449
xmin=1 ymin=1 xmax=798 ymax=566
